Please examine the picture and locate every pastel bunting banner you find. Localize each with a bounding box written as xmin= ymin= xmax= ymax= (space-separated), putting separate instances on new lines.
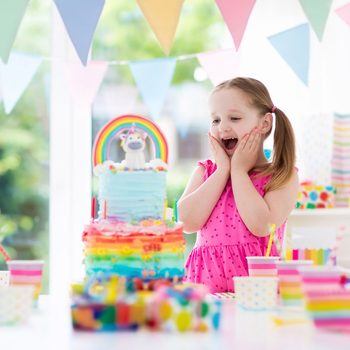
xmin=129 ymin=58 xmax=176 ymax=120
xmin=64 ymin=60 xmax=107 ymax=105
xmin=0 ymin=0 xmax=29 ymax=64
xmin=268 ymin=23 xmax=310 ymax=86
xmin=215 ymin=0 xmax=256 ymax=50
xmin=197 ymin=48 xmax=240 ymax=86
xmin=53 ymin=0 xmax=105 ymax=66
xmin=136 ymin=0 xmax=184 ymax=55
xmin=0 ymin=52 xmax=42 ymax=114
xmin=335 ymin=3 xmax=350 ymax=28
xmin=298 ymin=0 xmax=333 ymax=41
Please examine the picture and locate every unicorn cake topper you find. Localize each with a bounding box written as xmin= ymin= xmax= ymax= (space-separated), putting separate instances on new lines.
xmin=119 ymin=123 xmax=148 ymax=169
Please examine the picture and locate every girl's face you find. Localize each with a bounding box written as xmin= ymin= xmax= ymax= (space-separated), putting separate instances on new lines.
xmin=209 ymin=87 xmax=264 ymax=157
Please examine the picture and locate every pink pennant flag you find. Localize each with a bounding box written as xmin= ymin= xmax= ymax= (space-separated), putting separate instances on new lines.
xmin=64 ymin=60 xmax=107 ymax=105
xmin=336 ymin=3 xmax=350 ymax=27
xmin=215 ymin=0 xmax=256 ymax=50
xmin=197 ymin=48 xmax=240 ymax=86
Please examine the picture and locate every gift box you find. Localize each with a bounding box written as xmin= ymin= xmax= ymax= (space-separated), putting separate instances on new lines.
xmin=296 ymin=182 xmax=336 ymax=209
xmin=70 ymin=275 xmax=222 ymax=332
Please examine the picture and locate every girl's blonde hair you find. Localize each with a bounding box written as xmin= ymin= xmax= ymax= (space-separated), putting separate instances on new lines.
xmin=213 ymin=77 xmax=296 ymax=192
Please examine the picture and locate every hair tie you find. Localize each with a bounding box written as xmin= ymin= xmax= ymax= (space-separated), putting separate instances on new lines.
xmin=271 ymin=105 xmax=277 ymax=113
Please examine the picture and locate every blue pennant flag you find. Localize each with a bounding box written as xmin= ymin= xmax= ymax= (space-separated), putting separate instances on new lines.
xmin=53 ymin=0 xmax=105 ymax=65
xmin=0 ymin=52 xmax=42 ymax=114
xmin=268 ymin=23 xmax=310 ymax=86
xmin=129 ymin=58 xmax=177 ymax=121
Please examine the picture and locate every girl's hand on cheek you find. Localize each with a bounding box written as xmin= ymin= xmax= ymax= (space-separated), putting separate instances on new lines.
xmin=231 ymin=128 xmax=261 ymax=173
xmin=208 ymin=133 xmax=230 ymax=173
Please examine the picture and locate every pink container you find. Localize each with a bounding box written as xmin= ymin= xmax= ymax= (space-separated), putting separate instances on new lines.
xmin=246 ymin=256 xmax=280 ymax=277
xmin=298 ymin=266 xmax=350 ymax=332
xmin=276 ymin=260 xmax=313 ymax=307
xmin=7 ymin=260 xmax=44 ymax=302
xmin=298 ymin=266 xmax=341 ymax=293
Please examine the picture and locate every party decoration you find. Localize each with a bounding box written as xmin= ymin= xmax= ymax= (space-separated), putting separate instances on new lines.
xmin=0 ymin=0 xmax=29 ymax=64
xmin=268 ymin=23 xmax=310 ymax=85
xmin=336 ymin=2 xmax=350 ymax=27
xmin=296 ymin=182 xmax=336 ymax=209
xmin=53 ymin=0 xmax=105 ymax=65
xmin=298 ymin=0 xmax=333 ymax=41
xmin=0 ymin=52 xmax=42 ymax=114
xmin=215 ymin=0 xmax=256 ymax=50
xmin=136 ymin=0 xmax=184 ymax=55
xmin=129 ymin=57 xmax=176 ymax=120
xmin=197 ymin=48 xmax=240 ymax=86
xmin=92 ymin=114 xmax=168 ymax=167
xmin=332 ymin=113 xmax=350 ymax=207
xmin=64 ymin=60 xmax=107 ymax=105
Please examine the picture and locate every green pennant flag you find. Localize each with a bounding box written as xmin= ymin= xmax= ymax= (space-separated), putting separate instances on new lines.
xmin=298 ymin=0 xmax=333 ymax=41
xmin=0 ymin=0 xmax=29 ymax=63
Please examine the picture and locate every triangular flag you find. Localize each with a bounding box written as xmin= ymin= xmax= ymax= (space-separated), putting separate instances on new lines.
xmin=298 ymin=0 xmax=333 ymax=41
xmin=268 ymin=24 xmax=310 ymax=86
xmin=136 ymin=0 xmax=184 ymax=55
xmin=64 ymin=60 xmax=107 ymax=105
xmin=197 ymin=49 xmax=240 ymax=86
xmin=0 ymin=0 xmax=29 ymax=63
xmin=335 ymin=3 xmax=350 ymax=28
xmin=53 ymin=0 xmax=105 ymax=65
xmin=0 ymin=52 xmax=42 ymax=114
xmin=215 ymin=0 xmax=256 ymax=50
xmin=129 ymin=58 xmax=176 ymax=120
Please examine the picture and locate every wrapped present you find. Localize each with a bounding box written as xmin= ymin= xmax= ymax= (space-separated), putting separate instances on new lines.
xmin=296 ymin=182 xmax=336 ymax=209
xmin=70 ymin=274 xmax=222 ymax=332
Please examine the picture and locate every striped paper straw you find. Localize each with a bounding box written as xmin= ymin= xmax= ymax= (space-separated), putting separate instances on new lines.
xmin=0 ymin=244 xmax=11 ymax=261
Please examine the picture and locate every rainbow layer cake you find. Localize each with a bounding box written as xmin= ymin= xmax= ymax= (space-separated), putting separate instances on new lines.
xmin=83 ymin=219 xmax=185 ymax=278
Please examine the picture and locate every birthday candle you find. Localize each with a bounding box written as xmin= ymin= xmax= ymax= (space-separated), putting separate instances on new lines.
xmin=91 ymin=196 xmax=96 ymax=221
xmin=173 ymin=199 xmax=178 ymax=222
xmin=103 ymin=200 xmax=107 ymax=220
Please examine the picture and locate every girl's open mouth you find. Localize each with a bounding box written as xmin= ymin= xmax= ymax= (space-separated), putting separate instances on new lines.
xmin=222 ymin=138 xmax=238 ymax=150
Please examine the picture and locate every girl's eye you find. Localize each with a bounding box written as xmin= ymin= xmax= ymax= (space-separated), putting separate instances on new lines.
xmin=212 ymin=119 xmax=219 ymax=124
xmin=230 ymin=117 xmax=241 ymax=121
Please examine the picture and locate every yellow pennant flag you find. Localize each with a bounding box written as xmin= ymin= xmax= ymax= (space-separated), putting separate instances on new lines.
xmin=137 ymin=0 xmax=184 ymax=55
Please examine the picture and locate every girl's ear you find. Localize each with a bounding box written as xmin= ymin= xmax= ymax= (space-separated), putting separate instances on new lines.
xmin=260 ymin=113 xmax=273 ymax=134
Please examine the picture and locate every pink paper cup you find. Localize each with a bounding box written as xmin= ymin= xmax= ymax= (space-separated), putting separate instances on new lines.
xmin=246 ymin=256 xmax=280 ymax=277
xmin=7 ymin=260 xmax=44 ymax=302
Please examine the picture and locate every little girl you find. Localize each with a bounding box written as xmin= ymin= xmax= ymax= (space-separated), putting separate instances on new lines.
xmin=178 ymin=77 xmax=299 ymax=293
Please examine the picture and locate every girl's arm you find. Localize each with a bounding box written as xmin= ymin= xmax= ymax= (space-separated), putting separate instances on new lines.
xmin=231 ymin=128 xmax=299 ymax=236
xmin=178 ymin=134 xmax=230 ymax=233
xmin=231 ymin=168 xmax=299 ymax=237
xmin=178 ymin=165 xmax=229 ymax=233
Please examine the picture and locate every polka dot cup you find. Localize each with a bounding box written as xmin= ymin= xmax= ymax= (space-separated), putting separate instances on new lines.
xmin=246 ymin=256 xmax=280 ymax=277
xmin=234 ymin=276 xmax=278 ymax=310
xmin=0 ymin=271 xmax=10 ymax=287
xmin=0 ymin=285 xmax=34 ymax=325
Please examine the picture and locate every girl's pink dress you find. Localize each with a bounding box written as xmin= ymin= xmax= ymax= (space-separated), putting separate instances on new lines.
xmin=185 ymin=159 xmax=284 ymax=293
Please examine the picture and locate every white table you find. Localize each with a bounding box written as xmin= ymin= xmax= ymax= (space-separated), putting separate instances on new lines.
xmin=2 ymin=295 xmax=350 ymax=350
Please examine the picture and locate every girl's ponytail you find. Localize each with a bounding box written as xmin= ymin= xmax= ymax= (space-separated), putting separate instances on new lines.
xmin=264 ymin=108 xmax=296 ymax=192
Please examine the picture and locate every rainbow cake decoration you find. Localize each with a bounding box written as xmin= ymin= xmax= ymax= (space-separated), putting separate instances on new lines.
xmin=84 ymin=115 xmax=185 ymax=279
